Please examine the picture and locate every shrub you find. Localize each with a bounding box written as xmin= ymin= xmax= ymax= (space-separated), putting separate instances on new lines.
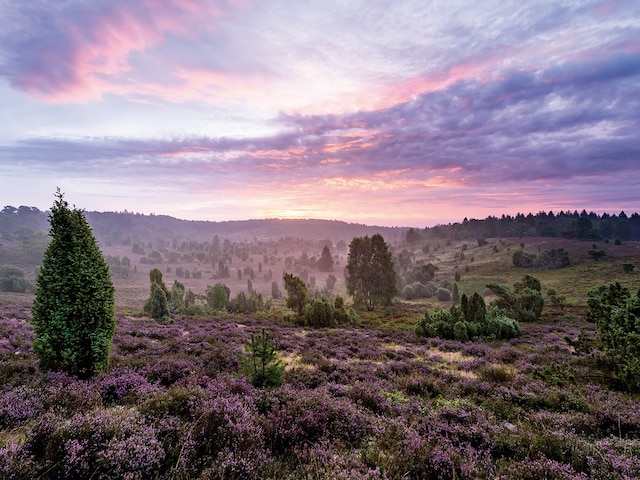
xmin=512 ymin=250 xmax=536 ymax=268
xmin=26 ymin=409 xmax=164 ymax=480
xmin=183 ymin=393 xmax=267 ymax=477
xmin=149 ymin=283 xmax=172 ymax=324
xmin=206 ymin=283 xmax=230 ymax=312
xmin=241 ymin=329 xmax=284 ymax=388
xmin=0 ymin=265 xmax=35 ymax=293
xmin=333 ymin=295 xmax=349 ymax=324
xmin=416 ymin=307 xmax=455 ymax=339
xmin=402 ymin=284 xmax=416 ymax=300
xmin=227 ymin=291 xmax=270 ymax=314
xmin=487 ymin=275 xmax=544 ymax=322
xmin=587 ymin=283 xmax=640 ymax=392
xmin=284 ymin=273 xmax=308 ymax=316
xmin=436 ymin=287 xmax=452 ymax=301
xmin=417 ymin=295 xmax=519 ymax=342
xmin=31 ymin=190 xmax=115 ymax=379
xmin=169 ymin=280 xmax=185 ymax=314
xmin=304 ymin=296 xmax=335 ymax=327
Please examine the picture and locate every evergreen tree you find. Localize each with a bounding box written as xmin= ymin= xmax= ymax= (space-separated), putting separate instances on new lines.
xmin=32 ymin=190 xmax=115 ymax=378
xmin=345 ymin=234 xmax=397 ymax=310
xmin=284 ymin=273 xmax=308 ymax=316
xmin=169 ymin=280 xmax=186 ymax=314
xmin=241 ymin=329 xmax=284 ymax=388
xmin=317 ymin=245 xmax=334 ymax=272
xmin=149 ymin=282 xmax=172 ymax=324
xmin=206 ymin=283 xmax=230 ymax=311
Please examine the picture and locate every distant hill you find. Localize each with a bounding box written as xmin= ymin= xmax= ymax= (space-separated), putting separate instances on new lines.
xmin=1 ymin=206 xmax=639 ymax=248
xmin=0 ymin=207 xmax=407 ymax=245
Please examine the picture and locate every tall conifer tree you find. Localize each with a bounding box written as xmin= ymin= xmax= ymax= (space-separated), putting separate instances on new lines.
xmin=32 ymin=190 xmax=115 ymax=378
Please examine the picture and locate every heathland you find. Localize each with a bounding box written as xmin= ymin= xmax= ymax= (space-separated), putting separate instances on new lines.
xmin=0 ymin=208 xmax=639 ymax=479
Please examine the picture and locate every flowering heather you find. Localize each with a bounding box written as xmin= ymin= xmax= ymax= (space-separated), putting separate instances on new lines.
xmin=0 ymin=305 xmax=638 ymax=478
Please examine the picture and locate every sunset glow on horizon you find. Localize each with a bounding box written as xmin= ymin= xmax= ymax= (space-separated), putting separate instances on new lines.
xmin=1 ymin=0 xmax=639 ymax=227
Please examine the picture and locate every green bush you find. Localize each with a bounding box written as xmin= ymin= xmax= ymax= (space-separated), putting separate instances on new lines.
xmin=417 ymin=294 xmax=519 ymax=342
xmin=206 ymin=283 xmax=230 ymax=312
xmin=304 ymin=296 xmax=335 ymax=327
xmin=169 ymin=280 xmax=185 ymax=314
xmin=31 ymin=191 xmax=115 ymax=378
xmin=227 ymin=291 xmax=270 ymax=314
xmin=587 ymin=283 xmax=640 ymax=392
xmin=0 ymin=265 xmax=35 ymax=293
xmin=487 ymin=275 xmax=544 ymax=322
xmin=333 ymin=295 xmax=350 ymax=324
xmin=241 ymin=329 xmax=284 ymax=388
xmin=150 ymin=283 xmax=172 ymax=324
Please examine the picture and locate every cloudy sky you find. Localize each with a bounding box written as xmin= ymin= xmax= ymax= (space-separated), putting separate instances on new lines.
xmin=1 ymin=0 xmax=639 ymax=227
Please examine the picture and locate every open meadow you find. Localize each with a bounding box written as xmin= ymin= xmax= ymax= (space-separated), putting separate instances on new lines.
xmin=1 ymin=233 xmax=640 ymax=479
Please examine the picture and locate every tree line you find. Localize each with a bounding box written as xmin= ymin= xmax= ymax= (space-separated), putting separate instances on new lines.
xmin=408 ymin=210 xmax=640 ymax=242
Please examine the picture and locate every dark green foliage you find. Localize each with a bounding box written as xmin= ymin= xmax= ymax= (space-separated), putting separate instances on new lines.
xmin=462 ymin=292 xmax=487 ymax=324
xmin=587 ymin=283 xmax=640 ymax=392
xmin=284 ymin=273 xmax=308 ymax=316
xmin=417 ymin=292 xmax=519 ymax=341
xmin=574 ymin=216 xmax=598 ymax=240
xmin=585 ymin=282 xmax=629 ymax=324
xmin=150 ymin=283 xmax=172 ymax=324
xmin=511 ymin=248 xmax=571 ymax=270
xmin=547 ymin=288 xmax=567 ymax=312
xmin=415 ymin=307 xmax=455 ymax=338
xmin=0 ymin=265 xmax=35 ymax=293
xmin=31 ymin=190 xmax=115 ymax=378
xmin=333 ymin=295 xmax=348 ymax=323
xmin=623 ymin=263 xmax=634 ymax=273
xmin=487 ymin=275 xmax=544 ymax=322
xmin=169 ymin=280 xmax=185 ymax=314
xmin=535 ymin=248 xmax=571 ymax=269
xmin=411 ymin=263 xmax=438 ymax=284
xmin=227 ymin=291 xmax=269 ymax=314
xmin=317 ymin=245 xmax=334 ymax=272
xmin=241 ymin=329 xmax=284 ymax=388
xmin=325 ymin=274 xmax=337 ymax=290
xmin=206 ymin=283 xmax=230 ymax=312
xmin=144 ymin=268 xmax=170 ymax=314
xmin=345 ymin=234 xmax=397 ymax=311
xmin=304 ymin=296 xmax=335 ymax=327
xmin=514 ymin=274 xmax=541 ymax=293
xmin=512 ymin=250 xmax=536 ymax=268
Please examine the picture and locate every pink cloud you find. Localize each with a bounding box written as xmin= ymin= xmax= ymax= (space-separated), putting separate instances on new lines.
xmin=10 ymin=0 xmax=243 ymax=102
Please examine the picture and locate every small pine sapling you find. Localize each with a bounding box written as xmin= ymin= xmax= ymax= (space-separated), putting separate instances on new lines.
xmin=241 ymin=329 xmax=284 ymax=388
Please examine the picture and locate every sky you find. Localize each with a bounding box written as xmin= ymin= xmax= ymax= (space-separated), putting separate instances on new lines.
xmin=1 ymin=0 xmax=639 ymax=227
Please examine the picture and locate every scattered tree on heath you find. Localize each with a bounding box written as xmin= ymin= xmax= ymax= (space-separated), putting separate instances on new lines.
xmin=31 ymin=190 xmax=115 ymax=378
xmin=318 ymin=245 xmax=334 ymax=272
xmin=284 ymin=273 xmax=308 ymax=316
xmin=345 ymin=234 xmax=397 ymax=311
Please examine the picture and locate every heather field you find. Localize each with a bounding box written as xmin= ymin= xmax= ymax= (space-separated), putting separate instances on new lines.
xmin=1 ymin=235 xmax=640 ymax=479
